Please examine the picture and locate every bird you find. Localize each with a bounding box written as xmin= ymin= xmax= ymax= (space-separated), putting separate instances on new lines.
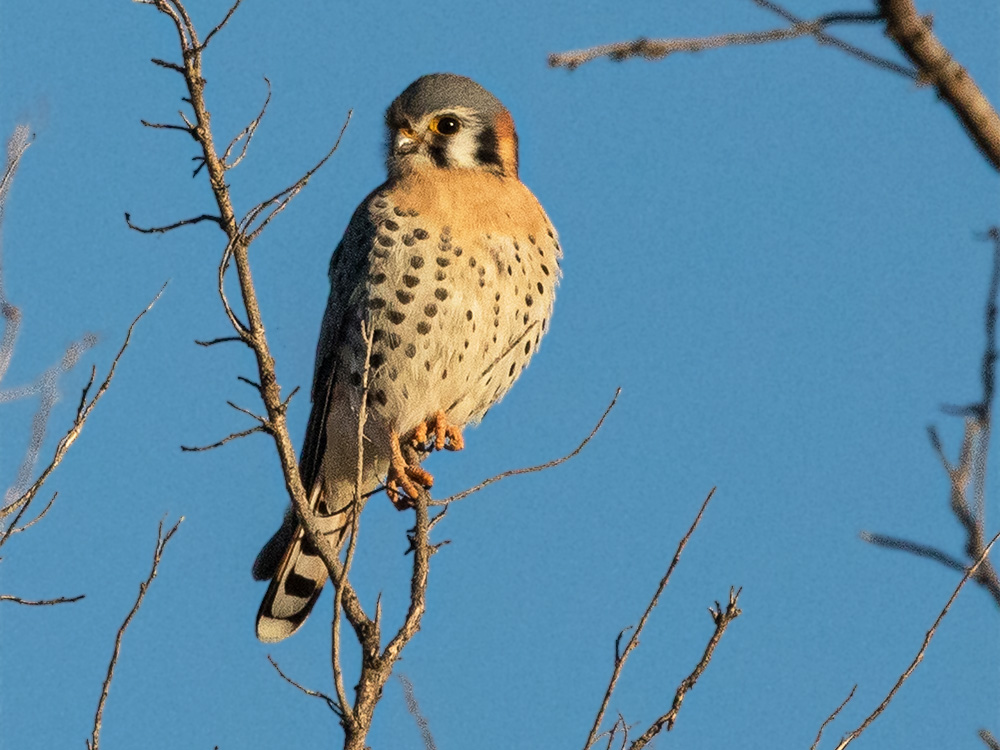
xmin=252 ymin=73 xmax=561 ymax=642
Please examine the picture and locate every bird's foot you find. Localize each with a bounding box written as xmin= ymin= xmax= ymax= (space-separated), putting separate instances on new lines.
xmin=411 ymin=410 xmax=465 ymax=452
xmin=387 ymin=430 xmax=433 ymax=509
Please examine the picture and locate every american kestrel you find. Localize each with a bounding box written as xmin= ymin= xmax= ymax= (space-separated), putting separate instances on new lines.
xmin=253 ymin=73 xmax=561 ymax=642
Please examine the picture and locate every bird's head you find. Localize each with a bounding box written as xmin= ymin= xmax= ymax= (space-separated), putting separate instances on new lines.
xmin=385 ymin=73 xmax=519 ymax=180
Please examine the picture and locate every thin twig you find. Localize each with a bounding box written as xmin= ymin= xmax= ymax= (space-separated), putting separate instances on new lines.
xmin=0 ymin=593 xmax=84 ymax=605
xmin=87 ymin=516 xmax=183 ymax=750
xmin=1 ymin=286 xmax=165 ymax=522
xmin=180 ymin=424 xmax=267 ymax=452
xmin=833 ymin=531 xmax=1000 ymax=750
xmin=549 ymin=9 xmax=913 ymax=78
xmin=125 ymin=212 xmax=220 ymax=233
xmin=583 ymin=487 xmax=716 ymax=750
xmin=810 ymin=685 xmax=857 ymax=750
xmin=267 ymin=655 xmax=343 ymax=718
xmin=199 ymin=0 xmax=244 ymax=50
xmin=628 ymin=587 xmax=742 ymax=748
xmin=432 ymin=388 xmax=619 ymax=506
xmin=859 ymin=532 xmax=968 ymax=574
xmin=398 ymin=674 xmax=437 ymax=750
xmin=222 ymin=78 xmax=270 ymax=170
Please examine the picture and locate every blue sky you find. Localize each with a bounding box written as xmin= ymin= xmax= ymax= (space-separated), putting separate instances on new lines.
xmin=2 ymin=2 xmax=998 ymax=748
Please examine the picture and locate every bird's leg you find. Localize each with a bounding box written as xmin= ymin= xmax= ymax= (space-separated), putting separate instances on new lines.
xmin=410 ymin=410 xmax=465 ymax=452
xmin=387 ymin=429 xmax=433 ymax=509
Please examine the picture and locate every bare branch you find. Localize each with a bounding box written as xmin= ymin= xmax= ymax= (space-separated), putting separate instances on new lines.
xmin=549 ymin=9 xmax=913 ymax=78
xmin=149 ymin=57 xmax=184 ymax=74
xmin=398 ymin=674 xmax=437 ymax=750
xmin=199 ymin=0 xmax=244 ymax=50
xmin=628 ymin=587 xmax=742 ymax=747
xmin=583 ymin=487 xmax=716 ymax=750
xmin=244 ymin=111 xmax=353 ymax=243
xmin=139 ymin=119 xmax=193 ymax=134
xmin=859 ymin=532 xmax=969 ymax=574
xmin=194 ymin=335 xmax=245 ymax=347
xmin=125 ymin=211 xmax=221 ymax=234
xmin=0 ymin=593 xmax=84 ymax=605
xmin=180 ymin=424 xmax=267 ymax=452
xmin=222 ymin=78 xmax=271 ymax=170
xmin=810 ymin=685 xmax=857 ymax=750
xmin=87 ymin=516 xmax=183 ymax=750
xmin=880 ymin=0 xmax=1000 ymax=171
xmin=0 ymin=491 xmax=58 ymax=547
xmin=981 ymin=730 xmax=1000 ymax=750
xmin=267 ymin=655 xmax=343 ymax=718
xmin=433 ymin=388 xmax=619 ymax=506
xmin=1 ymin=285 xmax=165 ymax=523
xmin=833 ymin=531 xmax=1000 ymax=750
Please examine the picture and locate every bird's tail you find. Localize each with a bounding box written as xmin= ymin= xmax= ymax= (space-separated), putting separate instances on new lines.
xmin=253 ymin=484 xmax=355 ymax=643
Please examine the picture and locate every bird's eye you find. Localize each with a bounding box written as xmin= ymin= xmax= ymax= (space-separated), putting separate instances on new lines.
xmin=431 ymin=116 xmax=461 ymax=136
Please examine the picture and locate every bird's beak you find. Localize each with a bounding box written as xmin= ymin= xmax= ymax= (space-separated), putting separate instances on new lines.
xmin=394 ymin=127 xmax=421 ymax=155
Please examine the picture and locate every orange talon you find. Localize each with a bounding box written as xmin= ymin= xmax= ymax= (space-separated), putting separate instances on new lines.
xmin=411 ymin=420 xmax=429 ymax=449
xmin=388 ymin=430 xmax=433 ymax=509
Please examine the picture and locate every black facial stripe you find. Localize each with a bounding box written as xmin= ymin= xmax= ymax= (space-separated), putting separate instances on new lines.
xmin=475 ymin=125 xmax=503 ymax=172
xmin=428 ymin=138 xmax=450 ymax=168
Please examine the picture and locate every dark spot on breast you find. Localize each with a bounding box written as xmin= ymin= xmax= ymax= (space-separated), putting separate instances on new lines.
xmin=408 ymin=208 xmax=419 ymax=217
xmin=528 ymin=234 xmax=536 ymax=244
xmin=434 ymin=288 xmax=448 ymax=301
xmin=479 ymin=279 xmax=485 ymax=287
xmin=402 ymin=235 xmax=416 ymax=246
xmin=389 ymin=367 xmax=398 ymax=381
xmin=493 ymin=304 xmax=500 ymax=315
xmin=537 ymin=282 xmax=544 ymax=294
xmin=437 ymin=256 xmax=450 ymax=267
xmin=424 ymin=303 xmax=437 ymax=317
xmin=541 ymin=264 xmax=549 ymax=275
xmin=386 ymin=331 xmax=401 ymax=349
xmin=495 ymin=292 xmax=501 ymax=301
xmin=547 ymin=228 xmax=554 ymax=238
xmin=370 ymin=272 xmax=387 ymax=285
xmin=424 ymin=360 xmax=431 ymax=371
xmin=393 ymin=207 xmax=406 ymax=217
xmin=369 ymin=351 xmax=385 ymax=369
xmin=435 ymin=270 xmax=446 ymax=281
xmin=387 ymin=310 xmax=406 ymax=325
xmin=513 ymin=241 xmax=520 ymax=250
xmin=405 ymin=343 xmax=416 ymax=358
xmin=410 ymin=256 xmax=424 ymax=269
xmin=413 ymin=228 xmax=429 ymax=240
xmin=377 ymin=235 xmax=394 ymax=247
xmin=469 ymin=257 xmax=476 ymax=268
xmin=369 ymin=297 xmax=386 ymax=310
xmin=416 ymin=321 xmax=431 ymax=335
xmin=441 ymin=369 xmax=448 ymax=380
xmin=453 ymin=246 xmax=463 ymax=256
xmin=493 ymin=318 xmax=500 ymax=328
xmin=541 ymin=319 xmax=547 ymax=331
xmin=466 ymin=310 xmax=473 ymax=321
xmin=396 ymin=290 xmax=414 ymax=304
xmin=507 ymin=265 xmax=512 ymax=275
xmin=464 ymin=339 xmax=469 ymax=349
xmin=372 ymin=328 xmax=386 ymax=342
xmin=523 ymin=313 xmax=529 ymax=324
xmin=525 ymin=294 xmax=533 ymax=306
xmin=508 ymin=362 xmax=516 ymax=377
xmin=524 ymin=340 xmax=532 ymax=355
xmin=403 ymin=274 xmax=420 ymax=288
xmin=384 ymin=219 xmax=399 ymax=232
xmin=373 ymin=197 xmax=388 ymax=208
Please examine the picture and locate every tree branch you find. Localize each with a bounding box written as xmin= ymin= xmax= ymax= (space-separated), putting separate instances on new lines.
xmin=87 ymin=516 xmax=183 ymax=750
xmin=583 ymin=488 xmax=717 ymax=750
xmin=880 ymin=0 xmax=1000 ymax=171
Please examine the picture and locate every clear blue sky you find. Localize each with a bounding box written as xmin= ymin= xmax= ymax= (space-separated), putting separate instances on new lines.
xmin=2 ymin=2 xmax=998 ymax=748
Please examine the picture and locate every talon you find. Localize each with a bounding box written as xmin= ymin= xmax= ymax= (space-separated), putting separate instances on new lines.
xmin=411 ymin=410 xmax=465 ymax=452
xmin=388 ymin=430 xmax=433 ymax=509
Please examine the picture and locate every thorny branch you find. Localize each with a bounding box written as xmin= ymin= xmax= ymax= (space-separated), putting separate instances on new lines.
xmin=863 ymin=229 xmax=1000 ymax=606
xmin=829 ymin=531 xmax=1000 ymax=750
xmin=87 ymin=516 xmax=183 ymax=750
xmin=583 ymin=488 xmax=720 ymax=750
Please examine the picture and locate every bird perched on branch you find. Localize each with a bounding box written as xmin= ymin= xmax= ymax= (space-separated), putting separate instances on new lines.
xmin=253 ymin=73 xmax=561 ymax=642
